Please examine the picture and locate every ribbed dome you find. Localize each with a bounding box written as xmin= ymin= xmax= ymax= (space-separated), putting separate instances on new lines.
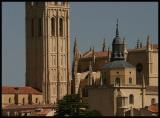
xmin=112 ymin=36 xmax=123 ymax=44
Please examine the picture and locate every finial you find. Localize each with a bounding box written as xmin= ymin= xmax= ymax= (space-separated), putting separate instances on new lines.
xmin=89 ymin=46 xmax=92 ymax=51
xmin=136 ymin=38 xmax=140 ymax=48
xmin=92 ymin=46 xmax=95 ymax=52
xmin=123 ymin=37 xmax=125 ymax=44
xmin=116 ymin=18 xmax=119 ymax=37
xmin=102 ymin=38 xmax=106 ymax=52
xmin=147 ymin=35 xmax=151 ymax=45
xmin=140 ymin=42 xmax=142 ymax=48
xmin=107 ymin=47 xmax=110 ymax=62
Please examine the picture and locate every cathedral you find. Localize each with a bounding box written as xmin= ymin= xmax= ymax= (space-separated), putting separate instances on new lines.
xmin=72 ymin=19 xmax=158 ymax=116
xmin=2 ymin=2 xmax=158 ymax=116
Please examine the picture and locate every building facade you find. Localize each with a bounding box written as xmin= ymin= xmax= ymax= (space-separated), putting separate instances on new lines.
xmin=72 ymin=20 xmax=158 ymax=116
xmin=72 ymin=21 xmax=158 ymax=97
xmin=25 ymin=2 xmax=71 ymax=104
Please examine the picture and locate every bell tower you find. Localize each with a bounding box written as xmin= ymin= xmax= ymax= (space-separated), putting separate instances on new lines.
xmin=25 ymin=2 xmax=70 ymax=104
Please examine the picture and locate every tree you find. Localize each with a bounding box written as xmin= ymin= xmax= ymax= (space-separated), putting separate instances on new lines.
xmin=55 ymin=94 xmax=101 ymax=116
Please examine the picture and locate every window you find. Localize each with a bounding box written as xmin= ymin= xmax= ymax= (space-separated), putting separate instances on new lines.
xmin=129 ymin=94 xmax=134 ymax=104
xmin=31 ymin=18 xmax=34 ymax=37
xmin=59 ymin=18 xmax=63 ymax=36
xmin=36 ymin=98 xmax=38 ymax=103
xmin=38 ymin=18 xmax=42 ymax=36
xmin=115 ymin=77 xmax=120 ymax=86
xmin=51 ymin=17 xmax=56 ymax=36
xmin=151 ymin=98 xmax=156 ymax=105
xmin=9 ymin=97 xmax=12 ymax=104
xmin=129 ymin=77 xmax=132 ymax=84
xmin=22 ymin=98 xmax=25 ymax=105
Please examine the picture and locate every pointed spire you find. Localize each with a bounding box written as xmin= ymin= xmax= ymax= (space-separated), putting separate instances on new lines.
xmin=92 ymin=46 xmax=95 ymax=54
xmin=136 ymin=38 xmax=140 ymax=48
xmin=89 ymin=46 xmax=92 ymax=51
xmin=140 ymin=42 xmax=143 ymax=48
xmin=147 ymin=35 xmax=151 ymax=46
xmin=102 ymin=38 xmax=106 ymax=52
xmin=73 ymin=36 xmax=79 ymax=55
xmin=123 ymin=37 xmax=125 ymax=44
xmin=116 ymin=18 xmax=119 ymax=37
xmin=107 ymin=47 xmax=110 ymax=62
xmin=92 ymin=46 xmax=96 ymax=64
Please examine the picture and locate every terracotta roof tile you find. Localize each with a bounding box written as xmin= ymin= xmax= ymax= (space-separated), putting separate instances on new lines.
xmin=2 ymin=86 xmax=42 ymax=94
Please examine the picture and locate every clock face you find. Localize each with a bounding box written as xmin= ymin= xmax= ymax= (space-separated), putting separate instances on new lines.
xmin=136 ymin=63 xmax=143 ymax=72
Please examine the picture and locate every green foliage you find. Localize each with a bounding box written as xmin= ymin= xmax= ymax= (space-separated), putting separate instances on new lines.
xmin=55 ymin=94 xmax=101 ymax=116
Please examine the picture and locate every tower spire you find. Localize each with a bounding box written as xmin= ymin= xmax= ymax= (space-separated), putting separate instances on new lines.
xmin=102 ymin=38 xmax=106 ymax=52
xmin=116 ymin=18 xmax=119 ymax=37
xmin=73 ymin=36 xmax=79 ymax=59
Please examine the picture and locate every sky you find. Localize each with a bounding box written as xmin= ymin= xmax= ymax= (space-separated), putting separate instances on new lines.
xmin=2 ymin=2 xmax=158 ymax=86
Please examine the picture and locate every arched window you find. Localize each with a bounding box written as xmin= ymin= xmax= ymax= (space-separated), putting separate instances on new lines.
xmin=59 ymin=18 xmax=63 ymax=37
xmin=51 ymin=17 xmax=56 ymax=36
xmin=35 ymin=98 xmax=38 ymax=103
xmin=22 ymin=98 xmax=25 ymax=105
xmin=31 ymin=18 xmax=34 ymax=37
xmin=129 ymin=77 xmax=132 ymax=84
xmin=38 ymin=18 xmax=42 ymax=36
xmin=9 ymin=97 xmax=12 ymax=104
xmin=115 ymin=77 xmax=120 ymax=86
xmin=129 ymin=94 xmax=134 ymax=104
xmin=151 ymin=98 xmax=156 ymax=105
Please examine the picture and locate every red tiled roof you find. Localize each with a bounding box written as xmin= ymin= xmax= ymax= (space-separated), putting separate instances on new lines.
xmin=2 ymin=86 xmax=42 ymax=94
xmin=3 ymin=104 xmax=55 ymax=110
xmin=83 ymin=51 xmax=111 ymax=58
xmin=148 ymin=104 xmax=158 ymax=113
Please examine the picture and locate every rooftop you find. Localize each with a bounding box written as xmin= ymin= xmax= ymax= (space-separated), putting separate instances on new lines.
xmin=2 ymin=86 xmax=42 ymax=94
xmin=101 ymin=60 xmax=134 ymax=70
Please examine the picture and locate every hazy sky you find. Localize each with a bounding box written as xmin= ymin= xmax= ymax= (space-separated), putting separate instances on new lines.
xmin=2 ymin=2 xmax=158 ymax=86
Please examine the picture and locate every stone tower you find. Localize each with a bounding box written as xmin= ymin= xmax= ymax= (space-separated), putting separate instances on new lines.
xmin=25 ymin=2 xmax=70 ymax=104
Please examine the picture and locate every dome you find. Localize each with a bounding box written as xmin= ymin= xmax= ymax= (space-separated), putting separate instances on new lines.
xmin=112 ymin=36 xmax=123 ymax=44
